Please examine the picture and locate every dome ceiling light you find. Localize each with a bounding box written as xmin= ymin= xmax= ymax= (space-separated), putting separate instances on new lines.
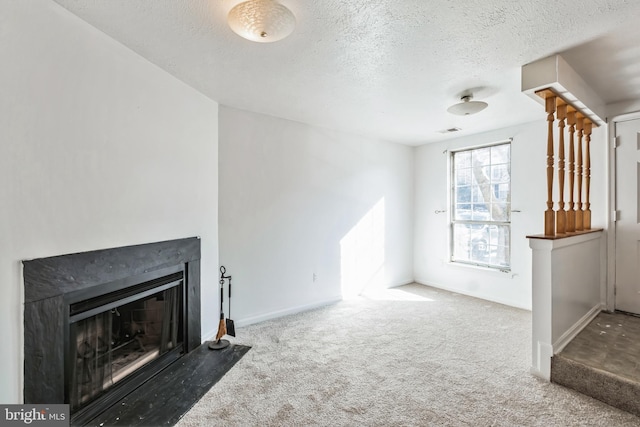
xmin=227 ymin=0 xmax=296 ymax=43
xmin=447 ymin=93 xmax=488 ymax=116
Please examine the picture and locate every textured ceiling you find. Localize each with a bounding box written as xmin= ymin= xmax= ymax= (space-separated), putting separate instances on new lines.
xmin=53 ymin=0 xmax=640 ymax=145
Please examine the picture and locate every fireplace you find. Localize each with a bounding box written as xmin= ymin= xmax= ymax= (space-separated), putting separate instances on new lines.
xmin=23 ymin=238 xmax=201 ymax=425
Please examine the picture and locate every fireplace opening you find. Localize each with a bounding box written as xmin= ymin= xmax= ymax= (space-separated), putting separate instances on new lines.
xmin=67 ymin=271 xmax=184 ymax=414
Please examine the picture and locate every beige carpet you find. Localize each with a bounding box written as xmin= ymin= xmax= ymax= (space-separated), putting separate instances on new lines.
xmin=176 ymin=283 xmax=640 ymax=426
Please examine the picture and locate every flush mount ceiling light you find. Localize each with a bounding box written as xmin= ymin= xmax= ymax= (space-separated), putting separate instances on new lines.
xmin=447 ymin=94 xmax=488 ymax=116
xmin=227 ymin=0 xmax=296 ymax=43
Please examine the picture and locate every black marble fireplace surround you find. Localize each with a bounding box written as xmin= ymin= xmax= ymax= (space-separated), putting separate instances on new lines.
xmin=23 ymin=237 xmax=201 ymax=425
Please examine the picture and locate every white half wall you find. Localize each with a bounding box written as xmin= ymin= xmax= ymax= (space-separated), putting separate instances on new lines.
xmin=413 ymin=120 xmax=607 ymax=309
xmin=529 ymin=232 xmax=604 ymax=380
xmin=218 ymin=106 xmax=414 ymax=325
xmin=0 ymin=1 xmax=219 ymax=403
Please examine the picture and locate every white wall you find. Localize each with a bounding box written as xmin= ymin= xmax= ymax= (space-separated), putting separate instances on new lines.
xmin=414 ymin=120 xmax=607 ymax=309
xmin=218 ymin=106 xmax=414 ymax=325
xmin=0 ymin=1 xmax=219 ymax=403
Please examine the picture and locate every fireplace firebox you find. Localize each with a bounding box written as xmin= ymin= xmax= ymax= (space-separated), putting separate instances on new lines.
xmin=67 ymin=267 xmax=185 ymax=415
xmin=23 ymin=238 xmax=201 ymax=426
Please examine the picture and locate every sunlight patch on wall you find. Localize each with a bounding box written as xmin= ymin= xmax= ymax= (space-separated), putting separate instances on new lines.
xmin=340 ymin=198 xmax=385 ymax=299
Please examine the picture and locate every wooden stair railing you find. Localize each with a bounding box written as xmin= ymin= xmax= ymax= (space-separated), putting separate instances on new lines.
xmin=536 ymin=89 xmax=598 ymax=237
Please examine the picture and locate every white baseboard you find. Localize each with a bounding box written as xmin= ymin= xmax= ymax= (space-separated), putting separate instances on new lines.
xmin=201 ymin=284 xmax=411 ymax=342
xmin=232 ymin=295 xmax=342 ymax=328
xmin=412 ymin=278 xmax=531 ymax=310
xmin=388 ymin=279 xmax=417 ymax=288
xmin=201 ymin=295 xmax=341 ymax=342
xmin=553 ymin=303 xmax=603 ymax=354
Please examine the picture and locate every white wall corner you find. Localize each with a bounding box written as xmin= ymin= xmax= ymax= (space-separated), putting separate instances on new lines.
xmin=521 ymin=54 xmax=606 ymax=126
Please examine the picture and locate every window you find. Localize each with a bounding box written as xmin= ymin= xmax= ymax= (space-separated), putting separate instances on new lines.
xmin=451 ymin=142 xmax=511 ymax=269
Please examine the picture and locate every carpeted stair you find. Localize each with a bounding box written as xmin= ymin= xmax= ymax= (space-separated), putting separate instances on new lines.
xmin=551 ymin=311 xmax=640 ymax=418
xmin=551 ymin=354 xmax=640 ymax=417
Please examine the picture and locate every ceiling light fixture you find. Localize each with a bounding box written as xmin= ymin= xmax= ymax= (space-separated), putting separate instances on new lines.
xmin=447 ymin=94 xmax=488 ymax=116
xmin=227 ymin=0 xmax=296 ymax=43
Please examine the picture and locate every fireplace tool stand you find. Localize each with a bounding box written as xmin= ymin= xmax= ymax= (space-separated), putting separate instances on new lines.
xmin=209 ymin=266 xmax=235 ymax=350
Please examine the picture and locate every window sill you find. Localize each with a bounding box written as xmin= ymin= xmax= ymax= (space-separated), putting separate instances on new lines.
xmin=447 ymin=260 xmax=512 ymax=275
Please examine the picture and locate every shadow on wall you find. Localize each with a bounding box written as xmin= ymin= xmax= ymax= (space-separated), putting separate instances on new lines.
xmin=340 ymin=198 xmax=385 ymax=299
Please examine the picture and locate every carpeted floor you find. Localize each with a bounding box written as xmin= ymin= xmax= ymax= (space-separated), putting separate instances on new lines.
xmin=176 ymin=283 xmax=640 ymax=426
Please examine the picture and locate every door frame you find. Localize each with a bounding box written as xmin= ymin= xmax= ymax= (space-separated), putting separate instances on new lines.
xmin=607 ymin=111 xmax=640 ymax=312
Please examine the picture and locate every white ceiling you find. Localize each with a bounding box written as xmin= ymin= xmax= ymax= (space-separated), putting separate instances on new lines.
xmin=53 ymin=0 xmax=640 ymax=145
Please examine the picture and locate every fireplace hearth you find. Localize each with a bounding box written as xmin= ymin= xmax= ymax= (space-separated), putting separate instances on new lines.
xmin=23 ymin=238 xmax=201 ymax=425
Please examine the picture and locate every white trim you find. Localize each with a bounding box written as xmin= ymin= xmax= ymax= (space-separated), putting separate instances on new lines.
xmin=233 ymin=295 xmax=342 ymax=328
xmin=528 ymin=229 xmax=603 ymax=250
xmin=201 ymin=281 xmax=414 ymax=342
xmin=447 ymin=138 xmax=513 ymax=154
xmin=607 ymin=112 xmax=640 ymax=312
xmin=607 ymin=119 xmax=617 ymax=312
xmin=444 ymin=261 xmax=512 ymax=275
xmin=609 ymin=110 xmax=640 ymax=124
xmin=552 ymin=303 xmax=603 ymax=354
xmin=531 ymin=342 xmax=554 ymax=380
xmin=201 ymin=295 xmax=342 ymax=341
xmin=413 ymin=279 xmax=530 ymax=310
xmin=387 ymin=279 xmax=421 ymax=289
xmin=449 ymin=141 xmax=512 ymax=268
xmin=521 ymin=54 xmax=606 ymax=125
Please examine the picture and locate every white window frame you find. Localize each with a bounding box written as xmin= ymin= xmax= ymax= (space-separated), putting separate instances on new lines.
xmin=449 ymin=141 xmax=511 ymax=270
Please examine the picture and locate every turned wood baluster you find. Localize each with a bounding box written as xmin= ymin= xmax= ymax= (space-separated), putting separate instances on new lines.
xmin=575 ymin=115 xmax=584 ymax=231
xmin=544 ymin=95 xmax=557 ymax=236
xmin=556 ymin=102 xmax=567 ymax=234
xmin=584 ymin=119 xmax=593 ymax=229
xmin=566 ymin=108 xmax=576 ymax=232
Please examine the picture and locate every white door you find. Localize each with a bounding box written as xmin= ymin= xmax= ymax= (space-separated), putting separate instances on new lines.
xmin=615 ymin=117 xmax=640 ymax=314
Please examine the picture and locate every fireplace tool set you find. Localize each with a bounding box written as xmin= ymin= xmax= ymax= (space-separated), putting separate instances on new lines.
xmin=209 ymin=265 xmax=236 ymax=350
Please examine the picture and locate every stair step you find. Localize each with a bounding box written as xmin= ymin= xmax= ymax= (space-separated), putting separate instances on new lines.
xmin=551 ymin=354 xmax=640 ymax=417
